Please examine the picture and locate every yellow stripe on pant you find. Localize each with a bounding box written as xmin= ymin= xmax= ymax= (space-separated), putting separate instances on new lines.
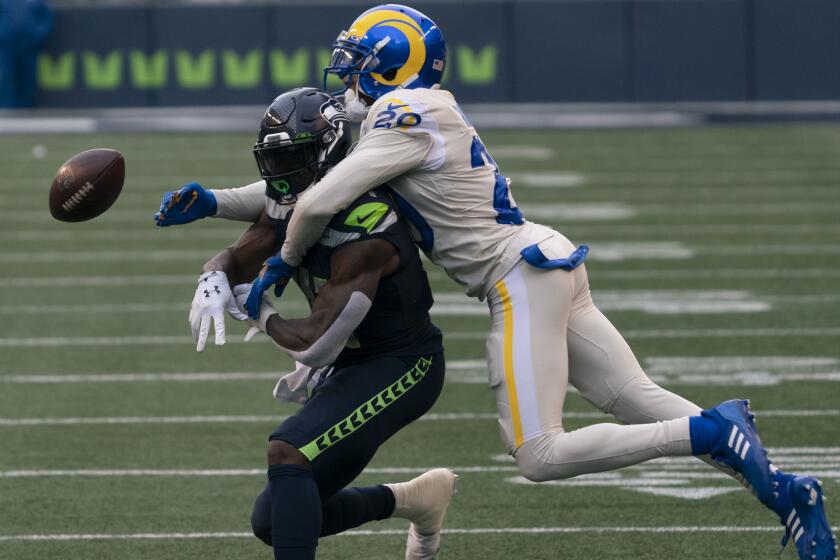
xmin=496 ymin=278 xmax=524 ymax=448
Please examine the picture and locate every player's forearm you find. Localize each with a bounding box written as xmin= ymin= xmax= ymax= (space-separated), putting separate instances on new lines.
xmin=202 ymin=248 xmax=237 ymax=279
xmin=265 ymin=314 xmax=323 ymax=352
xmin=264 ymin=292 xmax=372 ymax=368
xmin=210 ymin=181 xmax=265 ymax=222
xmin=204 ymin=212 xmax=278 ymax=285
xmin=280 ymin=132 xmax=430 ymax=266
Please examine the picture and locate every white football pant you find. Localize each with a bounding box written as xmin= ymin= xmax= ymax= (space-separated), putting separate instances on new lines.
xmin=486 ymin=233 xmax=710 ymax=482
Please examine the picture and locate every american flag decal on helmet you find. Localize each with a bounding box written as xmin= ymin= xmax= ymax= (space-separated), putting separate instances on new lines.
xmin=432 ymin=59 xmax=444 ymax=71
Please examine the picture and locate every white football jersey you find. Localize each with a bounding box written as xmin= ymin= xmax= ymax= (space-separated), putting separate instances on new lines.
xmin=281 ymin=87 xmax=560 ymax=299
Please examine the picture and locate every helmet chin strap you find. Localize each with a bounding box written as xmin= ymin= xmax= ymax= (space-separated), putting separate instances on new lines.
xmin=344 ymin=86 xmax=370 ymax=123
xmin=343 ymin=38 xmax=390 ymax=123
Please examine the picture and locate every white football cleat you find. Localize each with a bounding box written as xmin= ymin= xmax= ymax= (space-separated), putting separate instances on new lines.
xmin=386 ymin=468 xmax=457 ymax=560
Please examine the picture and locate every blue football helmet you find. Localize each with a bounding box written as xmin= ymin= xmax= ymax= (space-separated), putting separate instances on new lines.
xmin=324 ymin=4 xmax=446 ymax=101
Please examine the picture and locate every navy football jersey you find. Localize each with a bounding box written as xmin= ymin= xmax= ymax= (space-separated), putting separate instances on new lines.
xmin=266 ymin=186 xmax=442 ymax=364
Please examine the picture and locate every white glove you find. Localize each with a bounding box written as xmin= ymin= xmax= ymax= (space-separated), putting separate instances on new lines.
xmin=232 ymin=283 xmax=278 ymax=341
xmin=189 ymin=270 xmax=248 ymax=352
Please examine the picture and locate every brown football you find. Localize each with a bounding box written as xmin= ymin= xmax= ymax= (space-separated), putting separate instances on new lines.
xmin=49 ymin=148 xmax=125 ymax=222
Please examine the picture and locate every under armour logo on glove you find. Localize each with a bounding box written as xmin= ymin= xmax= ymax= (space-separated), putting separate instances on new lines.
xmin=203 ymin=285 xmax=223 ymax=298
xmin=189 ymin=270 xmax=248 ymax=352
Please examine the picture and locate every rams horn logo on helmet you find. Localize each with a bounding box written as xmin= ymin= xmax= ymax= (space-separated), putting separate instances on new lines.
xmin=325 ymin=5 xmax=446 ymax=101
xmin=347 ymin=9 xmax=427 ymax=86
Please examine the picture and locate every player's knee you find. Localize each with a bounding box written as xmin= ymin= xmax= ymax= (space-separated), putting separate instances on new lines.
xmin=251 ymin=486 xmax=273 ymax=546
xmin=267 ymin=439 xmax=310 ymax=467
xmin=514 ymin=438 xmax=574 ymax=482
xmin=515 ymin=453 xmax=553 ymax=483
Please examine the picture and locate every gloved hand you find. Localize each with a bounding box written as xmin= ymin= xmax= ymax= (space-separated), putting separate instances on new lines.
xmin=233 ymin=283 xmax=279 ymax=341
xmin=188 ymin=270 xmax=247 ymax=352
xmin=155 ymin=182 xmax=217 ymax=226
xmin=245 ymin=255 xmax=295 ymax=319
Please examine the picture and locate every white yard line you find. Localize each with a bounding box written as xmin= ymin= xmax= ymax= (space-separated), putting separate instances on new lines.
xmin=0 ymin=466 xmax=518 ymax=478
xmin=4 ymin=267 xmax=840 ymax=289
xmin=0 ymin=303 xmax=182 ymax=314
xmin=4 ymin=326 xmax=840 ymax=347
xmin=0 ymin=371 xmax=281 ymax=383
xmin=5 ymin=243 xmax=840 ymax=262
xmin=574 ymin=224 xmax=840 ymax=236
xmin=0 ymin=336 xmax=199 ymax=347
xmin=0 ymin=410 xmax=836 ymax=427
xmin=446 ymin=327 xmax=840 ymax=341
xmin=585 ymin=242 xmax=695 ymax=261
xmin=518 ymin=203 xmax=636 ymax=221
xmin=3 ymin=525 xmax=828 ymax=542
xmin=0 ymin=413 xmax=498 ymax=427
xmin=583 ymin=171 xmax=840 ymax=186
xmin=5 ymin=223 xmax=840 ymax=243
xmin=0 ymin=302 xmax=307 ymax=315
xmin=517 ymin=203 xmax=839 ymax=221
xmin=0 ymin=362 xmax=483 ymax=384
xmin=513 ymin=172 xmax=586 ymax=188
xmin=622 ymin=327 xmax=840 ymax=339
xmin=598 ymin=268 xmax=840 ymax=279
xmin=0 ymin=250 xmax=207 ymax=263
xmin=0 ymin=230 xmax=252 ymax=242
xmin=2 ymin=293 xmax=839 ymax=317
xmin=0 ymin=275 xmax=196 ymax=288
xmin=705 ymin=245 xmax=840 ymax=256
xmin=486 ymin=145 xmax=553 ymax=160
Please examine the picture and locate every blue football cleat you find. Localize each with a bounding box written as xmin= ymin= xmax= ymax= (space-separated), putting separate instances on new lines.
xmin=772 ymin=471 xmax=837 ymax=560
xmin=702 ymin=399 xmax=775 ymax=505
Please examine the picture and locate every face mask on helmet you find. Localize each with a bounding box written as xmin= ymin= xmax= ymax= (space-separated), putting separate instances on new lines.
xmin=253 ymin=135 xmax=319 ymax=205
xmin=323 ymin=6 xmax=446 ymax=103
xmin=253 ymin=89 xmax=352 ymax=205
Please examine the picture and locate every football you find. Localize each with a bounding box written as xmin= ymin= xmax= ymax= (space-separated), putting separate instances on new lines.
xmin=49 ymin=148 xmax=125 ymax=222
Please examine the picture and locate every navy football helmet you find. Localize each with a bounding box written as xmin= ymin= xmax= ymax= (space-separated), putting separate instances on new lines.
xmin=253 ymin=88 xmax=351 ymax=204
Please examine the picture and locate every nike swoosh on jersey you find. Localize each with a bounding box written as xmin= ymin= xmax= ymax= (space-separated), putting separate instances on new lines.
xmin=357 ymin=210 xmax=377 ymax=224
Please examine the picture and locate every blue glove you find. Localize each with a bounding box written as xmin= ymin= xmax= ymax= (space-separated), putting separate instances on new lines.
xmin=154 ymin=182 xmax=217 ymax=227
xmin=245 ymin=256 xmax=295 ymax=319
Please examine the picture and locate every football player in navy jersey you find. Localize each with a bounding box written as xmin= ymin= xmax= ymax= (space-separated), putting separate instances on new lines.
xmin=159 ymin=88 xmax=455 ymax=560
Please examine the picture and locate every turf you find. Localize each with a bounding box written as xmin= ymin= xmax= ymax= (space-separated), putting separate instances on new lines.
xmin=1 ymin=124 xmax=839 ymax=559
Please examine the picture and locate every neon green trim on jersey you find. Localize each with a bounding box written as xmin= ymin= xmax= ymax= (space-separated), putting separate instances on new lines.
xmin=343 ymin=202 xmax=389 ymax=234
xmin=298 ymin=356 xmax=433 ymax=462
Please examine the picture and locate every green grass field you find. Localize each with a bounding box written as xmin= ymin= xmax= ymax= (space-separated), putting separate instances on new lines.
xmin=1 ymin=124 xmax=839 ymax=559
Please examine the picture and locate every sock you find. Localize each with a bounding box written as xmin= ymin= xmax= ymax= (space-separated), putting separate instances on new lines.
xmin=268 ymin=464 xmax=322 ymax=560
xmin=250 ymin=484 xmax=272 ymax=546
xmin=320 ymin=485 xmax=396 ymax=537
xmin=689 ymin=414 xmax=722 ymax=455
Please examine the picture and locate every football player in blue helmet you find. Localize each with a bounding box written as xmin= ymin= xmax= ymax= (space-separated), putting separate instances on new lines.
xmin=155 ymin=6 xmax=838 ymax=559
xmin=324 ymin=3 xmax=446 ymax=121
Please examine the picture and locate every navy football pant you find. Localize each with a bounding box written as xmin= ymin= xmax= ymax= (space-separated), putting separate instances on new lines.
xmin=251 ymin=353 xmax=445 ymax=545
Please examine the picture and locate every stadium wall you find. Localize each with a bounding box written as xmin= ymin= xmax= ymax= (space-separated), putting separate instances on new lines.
xmin=29 ymin=0 xmax=840 ymax=108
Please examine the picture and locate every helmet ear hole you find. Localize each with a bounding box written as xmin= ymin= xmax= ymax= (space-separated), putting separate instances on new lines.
xmin=381 ymin=68 xmax=398 ymax=82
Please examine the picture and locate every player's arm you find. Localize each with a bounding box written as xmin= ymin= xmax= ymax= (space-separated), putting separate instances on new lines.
xmin=211 ymin=181 xmax=266 ymax=222
xmin=244 ymin=128 xmax=430 ymax=318
xmin=189 ymin=208 xmax=278 ymax=351
xmin=203 ymin=207 xmax=278 ymax=285
xmin=241 ymin=237 xmax=399 ymax=368
xmin=280 ymin=129 xmax=432 ymax=266
xmin=155 ymin=181 xmax=265 ymax=226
